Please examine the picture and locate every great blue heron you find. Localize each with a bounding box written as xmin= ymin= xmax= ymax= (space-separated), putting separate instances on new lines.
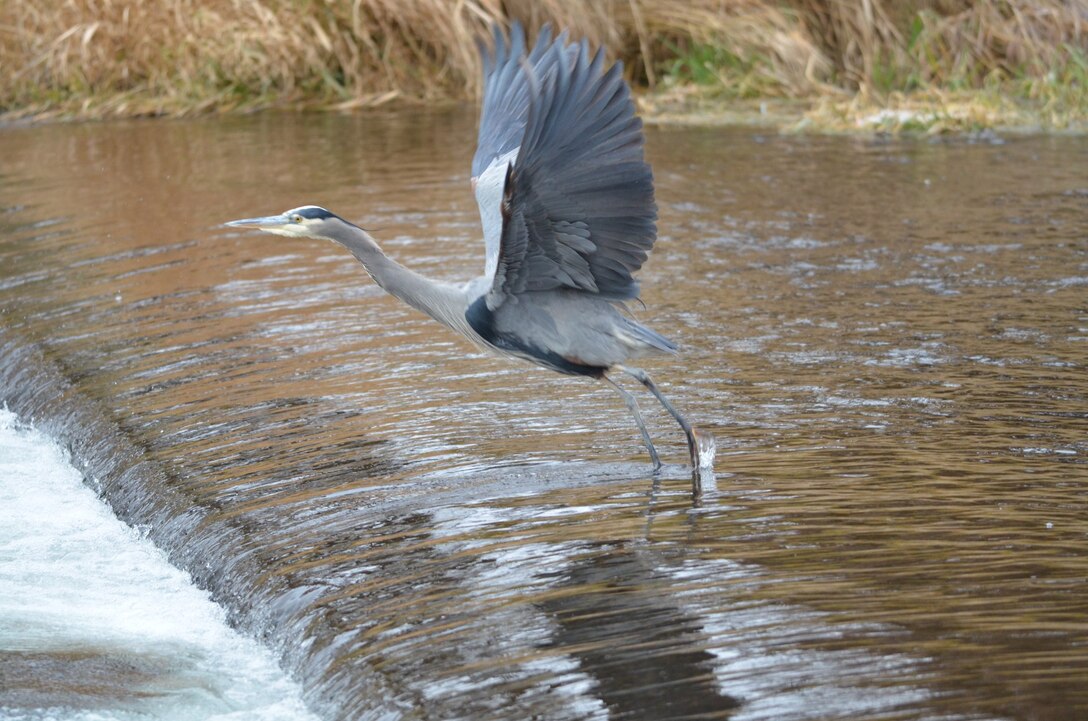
xmin=227 ymin=23 xmax=714 ymax=490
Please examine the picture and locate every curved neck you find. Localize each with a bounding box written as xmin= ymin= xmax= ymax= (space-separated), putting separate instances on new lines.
xmin=326 ymin=221 xmax=476 ymax=338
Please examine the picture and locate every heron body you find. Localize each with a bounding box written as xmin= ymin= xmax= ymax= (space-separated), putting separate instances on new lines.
xmin=227 ymin=24 xmax=712 ymax=486
xmin=465 ymin=288 xmax=676 ymax=377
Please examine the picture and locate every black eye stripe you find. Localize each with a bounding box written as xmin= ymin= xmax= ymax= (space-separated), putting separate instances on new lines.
xmin=294 ymin=207 xmax=335 ymax=220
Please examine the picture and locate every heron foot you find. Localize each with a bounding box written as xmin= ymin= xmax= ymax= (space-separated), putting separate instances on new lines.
xmin=647 ymin=441 xmax=663 ymax=472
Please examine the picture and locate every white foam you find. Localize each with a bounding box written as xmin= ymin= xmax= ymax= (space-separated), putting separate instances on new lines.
xmin=0 ymin=409 xmax=319 ymax=721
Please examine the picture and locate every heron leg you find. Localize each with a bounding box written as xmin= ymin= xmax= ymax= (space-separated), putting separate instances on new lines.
xmin=604 ymin=374 xmax=662 ymax=471
xmin=617 ymin=365 xmax=698 ymax=467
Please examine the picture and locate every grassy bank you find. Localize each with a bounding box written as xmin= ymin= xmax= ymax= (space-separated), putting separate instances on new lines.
xmin=2 ymin=1 xmax=1085 ymax=132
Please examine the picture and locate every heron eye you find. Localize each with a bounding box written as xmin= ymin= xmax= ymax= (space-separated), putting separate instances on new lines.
xmin=292 ymin=214 xmax=303 ymax=223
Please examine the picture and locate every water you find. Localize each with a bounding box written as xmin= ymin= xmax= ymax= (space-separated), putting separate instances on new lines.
xmin=0 ymin=112 xmax=1085 ymax=720
xmin=0 ymin=409 xmax=317 ymax=720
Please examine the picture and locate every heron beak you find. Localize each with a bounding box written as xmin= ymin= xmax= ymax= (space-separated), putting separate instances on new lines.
xmin=223 ymin=214 xmax=292 ymax=231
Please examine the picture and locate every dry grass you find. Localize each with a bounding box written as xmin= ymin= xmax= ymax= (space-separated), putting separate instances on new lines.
xmin=834 ymin=0 xmax=1088 ymax=130
xmin=649 ymin=0 xmax=1088 ymax=131
xmin=1 ymin=0 xmax=508 ymax=117
xmin=1 ymin=0 xmax=1085 ymax=130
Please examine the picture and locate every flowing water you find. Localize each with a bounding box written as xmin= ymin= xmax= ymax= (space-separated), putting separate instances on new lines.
xmin=0 ymin=111 xmax=1085 ymax=720
xmin=0 ymin=410 xmax=317 ymax=721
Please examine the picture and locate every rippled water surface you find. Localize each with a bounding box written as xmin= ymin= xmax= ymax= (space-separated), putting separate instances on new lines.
xmin=0 ymin=112 xmax=1085 ymax=720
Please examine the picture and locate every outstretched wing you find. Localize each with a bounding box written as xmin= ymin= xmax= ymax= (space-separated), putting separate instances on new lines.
xmin=486 ymin=32 xmax=656 ymax=307
xmin=473 ymin=23 xmax=560 ymax=278
xmin=472 ymin=22 xmax=555 ymax=179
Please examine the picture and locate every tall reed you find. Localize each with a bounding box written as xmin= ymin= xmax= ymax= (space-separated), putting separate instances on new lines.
xmin=1 ymin=0 xmax=1084 ymax=124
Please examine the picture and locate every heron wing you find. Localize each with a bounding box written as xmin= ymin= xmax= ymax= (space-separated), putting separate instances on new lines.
xmin=473 ymin=24 xmax=560 ymax=278
xmin=472 ymin=23 xmax=557 ymax=179
xmin=487 ymin=33 xmax=656 ymax=307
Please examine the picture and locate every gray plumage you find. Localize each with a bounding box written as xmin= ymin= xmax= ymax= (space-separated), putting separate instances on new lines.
xmin=226 ymin=23 xmax=709 ymax=484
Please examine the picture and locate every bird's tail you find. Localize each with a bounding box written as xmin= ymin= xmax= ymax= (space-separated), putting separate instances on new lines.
xmin=621 ymin=316 xmax=679 ymax=355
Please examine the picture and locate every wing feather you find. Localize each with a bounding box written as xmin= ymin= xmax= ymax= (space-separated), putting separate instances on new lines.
xmin=473 ymin=23 xmax=563 ymax=278
xmin=482 ymin=33 xmax=656 ymax=306
xmin=472 ymin=23 xmax=557 ymax=179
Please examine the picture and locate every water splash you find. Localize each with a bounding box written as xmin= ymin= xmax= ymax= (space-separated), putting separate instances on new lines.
xmin=692 ymin=428 xmax=717 ymax=496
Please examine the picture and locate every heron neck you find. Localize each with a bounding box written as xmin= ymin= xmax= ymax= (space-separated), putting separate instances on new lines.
xmin=333 ymin=224 xmax=476 ymax=338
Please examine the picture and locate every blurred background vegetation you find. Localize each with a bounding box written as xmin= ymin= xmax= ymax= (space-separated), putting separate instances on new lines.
xmin=1 ymin=0 xmax=1085 ymax=131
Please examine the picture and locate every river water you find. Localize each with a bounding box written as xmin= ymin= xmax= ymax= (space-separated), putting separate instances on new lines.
xmin=0 ymin=111 xmax=1085 ymax=720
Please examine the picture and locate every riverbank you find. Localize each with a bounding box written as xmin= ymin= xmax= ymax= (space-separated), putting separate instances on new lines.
xmin=641 ymin=86 xmax=1087 ymax=134
xmin=2 ymin=0 xmax=1085 ymax=133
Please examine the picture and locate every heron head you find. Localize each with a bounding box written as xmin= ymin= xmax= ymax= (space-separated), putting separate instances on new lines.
xmin=224 ymin=205 xmax=347 ymax=239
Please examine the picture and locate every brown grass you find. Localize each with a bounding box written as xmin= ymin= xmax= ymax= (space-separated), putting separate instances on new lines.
xmin=1 ymin=0 xmax=1085 ymax=129
xmin=1 ymin=0 xmax=511 ymax=117
xmin=793 ymin=0 xmax=1087 ymax=92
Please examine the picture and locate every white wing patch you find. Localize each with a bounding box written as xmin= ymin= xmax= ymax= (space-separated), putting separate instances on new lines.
xmin=475 ymin=148 xmax=519 ymax=280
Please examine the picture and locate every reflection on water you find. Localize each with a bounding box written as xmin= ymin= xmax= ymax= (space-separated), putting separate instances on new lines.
xmin=0 ymin=112 xmax=1085 ymax=720
xmin=540 ymin=549 xmax=742 ymax=717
